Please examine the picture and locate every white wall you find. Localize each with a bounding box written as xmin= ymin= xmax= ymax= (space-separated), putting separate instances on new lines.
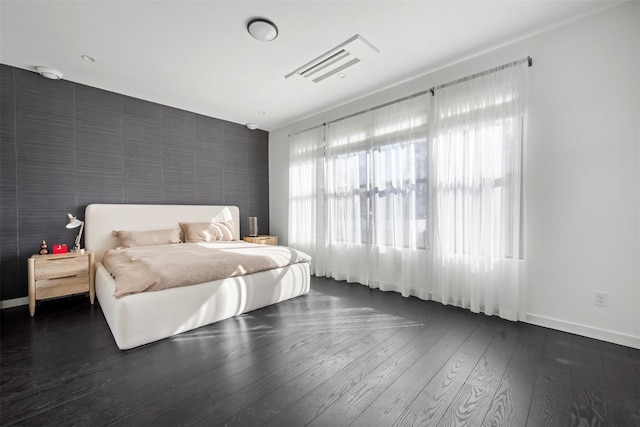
xmin=269 ymin=2 xmax=640 ymax=348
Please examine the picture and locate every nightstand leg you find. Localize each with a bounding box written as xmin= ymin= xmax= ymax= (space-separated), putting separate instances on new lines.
xmin=27 ymin=258 xmax=35 ymax=316
xmin=89 ymin=252 xmax=95 ymax=304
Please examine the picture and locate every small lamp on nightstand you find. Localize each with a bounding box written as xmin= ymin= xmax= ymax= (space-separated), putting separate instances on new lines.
xmin=66 ymin=213 xmax=84 ymax=252
xmin=249 ymin=217 xmax=258 ymax=237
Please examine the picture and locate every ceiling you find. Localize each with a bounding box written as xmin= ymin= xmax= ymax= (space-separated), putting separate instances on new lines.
xmin=0 ymin=0 xmax=620 ymax=131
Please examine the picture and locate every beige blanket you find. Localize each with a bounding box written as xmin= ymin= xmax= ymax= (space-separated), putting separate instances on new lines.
xmin=102 ymin=242 xmax=311 ymax=298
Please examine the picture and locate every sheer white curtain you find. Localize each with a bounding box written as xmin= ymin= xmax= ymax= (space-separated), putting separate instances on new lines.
xmin=288 ymin=126 xmax=326 ymax=273
xmin=367 ymin=95 xmax=430 ymax=296
xmin=322 ymin=94 xmax=430 ymax=289
xmin=323 ymin=114 xmax=371 ymax=282
xmin=429 ymin=63 xmax=527 ymax=320
xmin=288 ymin=62 xmax=527 ymax=321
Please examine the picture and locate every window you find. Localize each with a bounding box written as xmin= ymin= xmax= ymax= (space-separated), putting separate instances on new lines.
xmin=324 ymin=97 xmax=429 ymax=250
xmin=288 ymin=61 xmax=528 ymax=321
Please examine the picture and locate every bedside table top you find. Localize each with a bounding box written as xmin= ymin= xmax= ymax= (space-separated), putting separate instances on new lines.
xmin=30 ymin=251 xmax=92 ymax=260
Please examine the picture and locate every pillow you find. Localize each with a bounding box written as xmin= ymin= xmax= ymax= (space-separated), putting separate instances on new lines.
xmin=180 ymin=220 xmax=235 ymax=242
xmin=117 ymin=228 xmax=182 ymax=248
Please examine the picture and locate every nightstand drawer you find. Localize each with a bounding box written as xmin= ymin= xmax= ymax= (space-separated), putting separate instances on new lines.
xmin=34 ymin=256 xmax=88 ymax=280
xmin=243 ymin=235 xmax=278 ymax=245
xmin=255 ymin=237 xmax=275 ymax=245
xmin=35 ymin=275 xmax=90 ymax=299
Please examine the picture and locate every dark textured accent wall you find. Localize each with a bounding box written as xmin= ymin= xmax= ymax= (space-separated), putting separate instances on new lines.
xmin=0 ymin=65 xmax=270 ymax=301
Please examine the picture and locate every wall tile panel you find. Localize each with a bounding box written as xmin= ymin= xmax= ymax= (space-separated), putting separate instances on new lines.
xmin=75 ymin=85 xmax=124 ymax=207
xmin=161 ymin=107 xmax=195 ymax=203
xmin=194 ymin=114 xmax=225 ymax=204
xmin=1 ymin=66 xmax=19 ymax=299
xmin=123 ymin=96 xmax=163 ymax=203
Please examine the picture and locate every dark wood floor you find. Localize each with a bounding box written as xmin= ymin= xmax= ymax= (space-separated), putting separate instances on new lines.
xmin=1 ymin=276 xmax=639 ymax=427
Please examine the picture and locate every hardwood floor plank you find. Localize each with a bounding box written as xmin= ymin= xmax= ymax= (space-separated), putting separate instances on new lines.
xmin=218 ymin=326 xmax=403 ymax=426
xmin=480 ymin=323 xmax=546 ymax=427
xmin=598 ymin=341 xmax=640 ymax=426
xmin=526 ymin=329 xmax=573 ymax=427
xmin=307 ymin=309 xmax=474 ymax=427
xmin=433 ymin=319 xmax=520 ymax=427
xmin=631 ymin=343 xmax=640 ymax=376
xmin=391 ymin=322 xmax=544 ymax=427
xmin=390 ymin=317 xmax=502 ymax=427
xmin=264 ymin=323 xmax=427 ymax=427
xmin=348 ymin=312 xmax=490 ymax=427
xmin=569 ymin=334 xmax=612 ymax=427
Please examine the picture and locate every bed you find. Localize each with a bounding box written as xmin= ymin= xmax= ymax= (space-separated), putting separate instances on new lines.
xmin=84 ymin=204 xmax=310 ymax=350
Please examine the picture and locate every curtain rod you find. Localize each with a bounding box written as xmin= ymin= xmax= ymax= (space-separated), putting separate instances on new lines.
xmin=433 ymin=56 xmax=532 ymax=92
xmin=290 ymin=56 xmax=532 ymax=137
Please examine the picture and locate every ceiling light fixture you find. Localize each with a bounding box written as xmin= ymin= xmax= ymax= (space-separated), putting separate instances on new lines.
xmin=246 ymin=123 xmax=258 ymax=130
xmin=247 ymin=18 xmax=278 ymax=42
xmin=81 ymin=55 xmax=96 ymax=62
xmin=36 ymin=66 xmax=63 ymax=80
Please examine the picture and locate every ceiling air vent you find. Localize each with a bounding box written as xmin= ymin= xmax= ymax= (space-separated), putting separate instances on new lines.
xmin=286 ymin=35 xmax=379 ymax=83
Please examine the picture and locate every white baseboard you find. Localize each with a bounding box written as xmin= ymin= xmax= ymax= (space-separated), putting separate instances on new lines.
xmin=526 ymin=313 xmax=640 ymax=350
xmin=1 ymin=297 xmax=28 ymax=309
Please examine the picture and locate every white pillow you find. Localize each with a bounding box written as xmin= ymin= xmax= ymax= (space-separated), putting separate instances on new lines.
xmin=179 ymin=221 xmax=235 ymax=242
xmin=117 ymin=228 xmax=182 ymax=248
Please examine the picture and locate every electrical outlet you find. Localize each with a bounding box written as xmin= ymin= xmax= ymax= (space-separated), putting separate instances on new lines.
xmin=595 ymin=292 xmax=608 ymax=307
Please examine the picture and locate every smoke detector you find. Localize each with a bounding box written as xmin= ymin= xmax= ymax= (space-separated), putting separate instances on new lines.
xmin=286 ymin=35 xmax=379 ymax=83
xmin=36 ymin=67 xmax=63 ymax=80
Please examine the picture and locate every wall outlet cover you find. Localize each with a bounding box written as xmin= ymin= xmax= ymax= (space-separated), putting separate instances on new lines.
xmin=595 ymin=292 xmax=608 ymax=307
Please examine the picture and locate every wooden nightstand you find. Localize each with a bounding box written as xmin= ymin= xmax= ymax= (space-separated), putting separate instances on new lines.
xmin=27 ymin=251 xmax=95 ymax=316
xmin=243 ymin=235 xmax=278 ymax=246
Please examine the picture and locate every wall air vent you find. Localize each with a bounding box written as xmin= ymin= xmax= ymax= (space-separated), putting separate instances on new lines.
xmin=286 ymin=35 xmax=379 ymax=83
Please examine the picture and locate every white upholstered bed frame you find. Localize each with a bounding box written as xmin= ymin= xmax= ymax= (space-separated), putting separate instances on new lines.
xmin=85 ymin=204 xmax=310 ymax=350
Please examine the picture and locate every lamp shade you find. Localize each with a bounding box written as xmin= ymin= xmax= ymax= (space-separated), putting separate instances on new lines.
xmin=66 ymin=213 xmax=82 ymax=229
xmin=249 ymin=217 xmax=258 ymax=237
xmin=66 ymin=213 xmax=85 ymax=251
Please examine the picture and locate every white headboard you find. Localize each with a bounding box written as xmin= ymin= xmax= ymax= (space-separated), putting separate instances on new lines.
xmin=85 ymin=204 xmax=240 ymax=262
